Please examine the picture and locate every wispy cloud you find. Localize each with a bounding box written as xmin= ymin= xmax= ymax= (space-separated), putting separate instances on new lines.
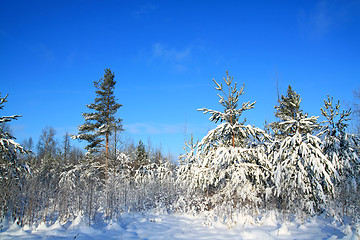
xmin=151 ymin=42 xmax=192 ymax=71
xmin=125 ymin=123 xmax=183 ymax=135
xmin=31 ymin=43 xmax=55 ymax=62
xmin=298 ymin=0 xmax=360 ymax=38
xmin=152 ymin=43 xmax=191 ymax=61
xmin=65 ymin=50 xmax=79 ymax=66
xmin=131 ymin=4 xmax=159 ymax=18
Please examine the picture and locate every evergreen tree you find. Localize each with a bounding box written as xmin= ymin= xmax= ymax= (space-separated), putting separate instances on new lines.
xmin=0 ymin=93 xmax=29 ymax=217
xmin=270 ymin=86 xmax=335 ymax=215
xmin=320 ymin=96 xmax=360 ymax=218
xmin=74 ymin=68 xmax=123 ymax=179
xmin=62 ymin=132 xmax=71 ymax=163
xmin=136 ymin=140 xmax=148 ymax=166
xmin=178 ymin=72 xmax=271 ymax=222
xmin=272 ymin=85 xmax=304 ymax=137
xmin=22 ymin=137 xmax=34 ymax=152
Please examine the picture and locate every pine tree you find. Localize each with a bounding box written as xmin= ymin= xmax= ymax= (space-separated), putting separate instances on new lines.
xmin=198 ymin=71 xmax=258 ymax=147
xmin=272 ymin=85 xmax=304 ymax=137
xmin=135 ymin=140 xmax=148 ymax=167
xmin=0 ymin=93 xmax=29 ymax=217
xmin=74 ymin=68 xmax=123 ymax=179
xmin=62 ymin=132 xmax=71 ymax=164
xmin=270 ymin=86 xmax=336 ymax=215
xmin=320 ymin=96 xmax=360 ymax=218
xmin=178 ymin=72 xmax=271 ymax=221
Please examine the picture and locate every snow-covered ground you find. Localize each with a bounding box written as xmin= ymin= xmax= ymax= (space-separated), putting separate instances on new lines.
xmin=0 ymin=212 xmax=359 ymax=240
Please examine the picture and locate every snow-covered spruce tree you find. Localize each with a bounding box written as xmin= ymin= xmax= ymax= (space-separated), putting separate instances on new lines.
xmin=0 ymin=93 xmax=29 ymax=219
xmin=178 ymin=72 xmax=271 ymax=222
xmin=73 ymin=68 xmax=123 ymax=180
xmin=134 ymin=140 xmax=149 ymax=170
xmin=270 ymin=86 xmax=336 ymax=216
xmin=320 ymin=96 xmax=360 ymax=220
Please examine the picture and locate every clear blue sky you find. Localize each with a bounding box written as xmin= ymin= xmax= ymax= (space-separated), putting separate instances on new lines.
xmin=1 ymin=0 xmax=360 ymax=156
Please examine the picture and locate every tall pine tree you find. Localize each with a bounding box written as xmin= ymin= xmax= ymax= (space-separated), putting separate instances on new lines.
xmin=74 ymin=68 xmax=123 ymax=179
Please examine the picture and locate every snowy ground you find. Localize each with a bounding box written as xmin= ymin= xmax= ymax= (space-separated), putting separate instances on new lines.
xmin=0 ymin=212 xmax=359 ymax=240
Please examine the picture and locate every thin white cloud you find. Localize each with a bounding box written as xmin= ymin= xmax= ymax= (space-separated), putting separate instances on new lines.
xmin=152 ymin=43 xmax=191 ymax=62
xmin=124 ymin=123 xmax=183 ymax=135
xmin=151 ymin=43 xmax=192 ymax=72
xmin=30 ymin=43 xmax=55 ymax=61
xmin=298 ymin=0 xmax=360 ymax=39
xmin=132 ymin=4 xmax=159 ymax=18
xmin=65 ymin=51 xmax=79 ymax=66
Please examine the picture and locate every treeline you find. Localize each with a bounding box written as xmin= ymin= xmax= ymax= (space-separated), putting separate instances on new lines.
xmin=1 ymin=70 xmax=359 ymax=228
xmin=19 ymin=135 xmax=175 ymax=225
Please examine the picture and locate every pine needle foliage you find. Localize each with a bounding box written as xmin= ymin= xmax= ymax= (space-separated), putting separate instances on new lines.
xmin=270 ymin=86 xmax=336 ymax=215
xmin=75 ymin=69 xmax=123 ymax=154
xmin=320 ymin=96 xmax=360 ymax=219
xmin=179 ymin=72 xmax=271 ymax=222
xmin=74 ymin=69 xmax=123 ymax=179
xmin=198 ymin=71 xmax=256 ymax=147
xmin=0 ymin=93 xmax=30 ymax=217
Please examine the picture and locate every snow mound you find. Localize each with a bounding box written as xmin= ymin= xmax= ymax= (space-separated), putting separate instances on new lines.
xmin=275 ymin=224 xmax=291 ymax=236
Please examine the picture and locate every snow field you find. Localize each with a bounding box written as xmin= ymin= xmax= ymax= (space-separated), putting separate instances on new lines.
xmin=1 ymin=212 xmax=359 ymax=240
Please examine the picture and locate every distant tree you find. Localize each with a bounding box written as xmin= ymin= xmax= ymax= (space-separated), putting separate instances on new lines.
xmin=22 ymin=137 xmax=34 ymax=152
xmin=62 ymin=132 xmax=71 ymax=163
xmin=69 ymin=145 xmax=84 ymax=164
xmin=134 ymin=140 xmax=148 ymax=169
xmin=19 ymin=137 xmax=34 ymax=164
xmin=36 ymin=126 xmax=57 ymax=160
xmin=0 ymin=93 xmax=29 ymax=217
xmin=74 ymin=68 xmax=123 ymax=179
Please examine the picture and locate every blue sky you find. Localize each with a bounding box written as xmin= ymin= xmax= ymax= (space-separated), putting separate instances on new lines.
xmin=1 ymin=0 xmax=360 ymax=156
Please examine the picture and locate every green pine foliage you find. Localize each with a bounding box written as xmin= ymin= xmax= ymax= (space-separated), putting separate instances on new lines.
xmin=135 ymin=140 xmax=149 ymax=168
xmin=270 ymin=86 xmax=336 ymax=215
xmin=320 ymin=96 xmax=360 ymax=218
xmin=74 ymin=68 xmax=123 ymax=155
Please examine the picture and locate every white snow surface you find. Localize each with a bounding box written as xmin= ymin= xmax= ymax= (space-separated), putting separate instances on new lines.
xmin=0 ymin=212 xmax=359 ymax=240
